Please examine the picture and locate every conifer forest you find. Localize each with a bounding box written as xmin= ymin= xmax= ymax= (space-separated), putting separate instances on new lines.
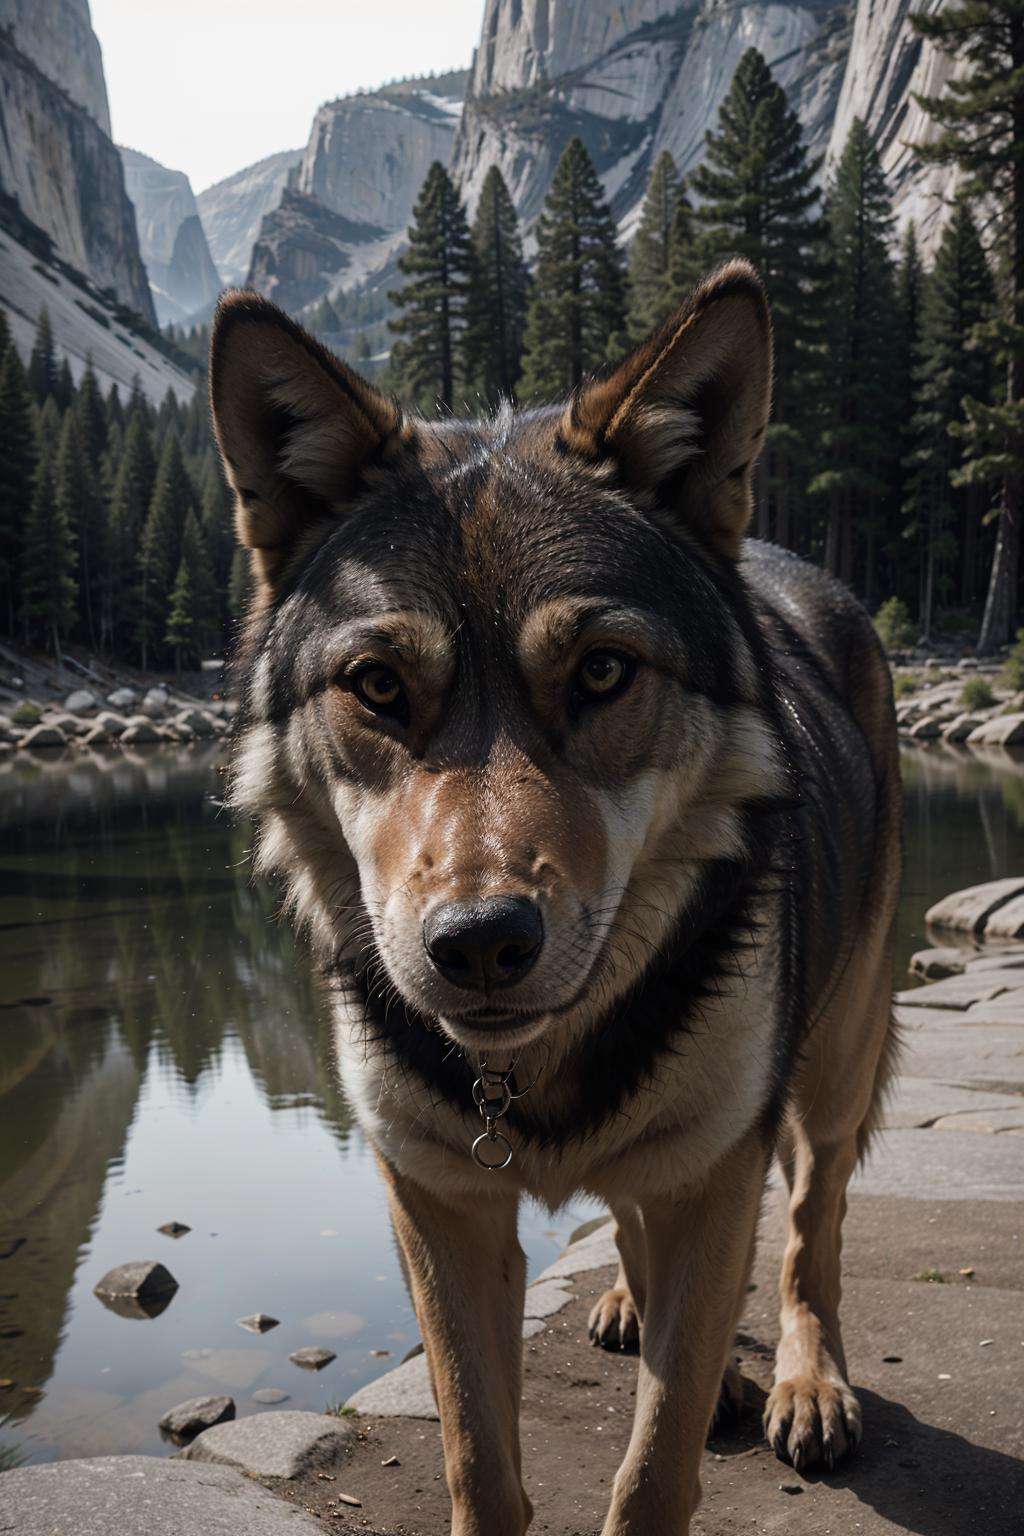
xmin=2 ymin=4 xmax=1023 ymax=664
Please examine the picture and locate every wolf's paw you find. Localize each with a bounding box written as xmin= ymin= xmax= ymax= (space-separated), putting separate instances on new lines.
xmin=587 ymin=1287 xmax=640 ymax=1352
xmin=764 ymin=1373 xmax=861 ymax=1472
xmin=708 ymin=1359 xmax=746 ymax=1439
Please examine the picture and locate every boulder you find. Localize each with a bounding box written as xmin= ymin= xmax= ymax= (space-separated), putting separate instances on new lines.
xmin=0 ymin=1457 xmax=326 ymax=1535
xmin=288 ymin=1346 xmax=336 ymax=1370
xmin=926 ymin=877 xmax=1024 ymax=933
xmin=107 ymin=686 xmax=137 ymax=708
xmin=237 ymin=1312 xmax=279 ymax=1333
xmin=908 ymin=715 xmax=943 ymax=739
xmin=982 ymin=895 xmax=1024 ymax=940
xmin=17 ymin=723 xmax=67 ymax=750
xmin=94 ymin=711 xmax=128 ymax=738
xmin=967 ymin=712 xmax=1024 ymax=746
xmin=159 ymin=1394 xmax=235 ymax=1440
xmin=175 ymin=708 xmax=216 ymax=738
xmin=45 ymin=712 xmax=90 ymax=736
xmin=11 ymin=699 xmax=43 ymax=726
xmin=121 ymin=717 xmax=164 ymax=745
xmin=942 ymin=713 xmax=985 ymax=742
xmin=140 ymin=686 xmax=171 ymax=717
xmin=909 ymin=947 xmax=969 ymax=980
xmin=178 ymin=1410 xmax=355 ymax=1479
xmin=0 ymin=715 xmax=18 ymax=742
xmin=64 ymin=687 xmax=99 ymax=713
xmin=956 ymin=657 xmax=979 ymax=670
xmin=93 ymin=1259 xmax=178 ymax=1319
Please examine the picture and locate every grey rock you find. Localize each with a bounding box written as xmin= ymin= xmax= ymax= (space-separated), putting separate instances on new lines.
xmin=523 ymin=1280 xmax=574 ymax=1319
xmin=237 ymin=1312 xmax=279 ymax=1333
xmin=140 ymin=687 xmax=170 ymax=718
xmin=94 ymin=711 xmax=129 ymax=737
xmin=251 ymin=1387 xmax=290 ymax=1404
xmin=926 ymin=877 xmax=1024 ymax=934
xmin=942 ymin=712 xmax=986 ymax=742
xmin=120 ymin=717 xmax=164 ymax=745
xmin=197 ymin=147 xmax=302 ymax=289
xmin=908 ymin=715 xmax=943 ymax=739
xmin=346 ymin=1351 xmax=437 ymax=1420
xmin=64 ymin=688 xmax=99 ymax=714
xmin=0 ymin=1455 xmax=325 ymax=1534
xmin=119 ymin=147 xmax=221 ymax=326
xmin=94 ymin=1259 xmax=178 ymax=1308
xmin=967 ymin=712 xmax=1024 ymax=746
xmin=289 ymin=1345 xmax=336 ymax=1370
xmin=178 ymin=1409 xmax=354 ymax=1479
xmin=852 ymin=1129 xmax=1024 ymax=1202
xmin=157 ymin=1220 xmax=191 ymax=1238
xmin=980 ymin=894 xmax=1024 ymax=940
xmin=17 ymin=722 xmax=67 ymax=750
xmin=107 ymin=687 xmax=137 ymax=708
xmin=909 ymin=946 xmax=969 ymax=980
xmin=159 ymin=1394 xmax=235 ymax=1439
xmin=175 ymin=707 xmax=216 ymax=738
xmin=893 ymin=974 xmax=1013 ymax=1010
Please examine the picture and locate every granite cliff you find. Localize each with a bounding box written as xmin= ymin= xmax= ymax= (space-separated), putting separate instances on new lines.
xmin=120 ymin=147 xmax=222 ymax=324
xmin=196 ymin=148 xmax=302 ymax=289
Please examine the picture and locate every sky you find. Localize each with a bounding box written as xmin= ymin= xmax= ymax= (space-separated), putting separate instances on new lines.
xmin=90 ymin=0 xmax=484 ymax=193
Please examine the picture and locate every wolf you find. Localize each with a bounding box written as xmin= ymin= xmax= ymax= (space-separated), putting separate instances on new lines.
xmin=211 ymin=260 xmax=901 ymax=1536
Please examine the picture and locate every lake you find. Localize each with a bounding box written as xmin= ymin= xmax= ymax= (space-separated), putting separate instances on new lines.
xmin=2 ymin=740 xmax=1023 ymax=1467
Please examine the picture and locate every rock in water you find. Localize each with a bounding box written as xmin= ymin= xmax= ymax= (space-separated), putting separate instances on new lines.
xmin=237 ymin=1313 xmax=280 ymax=1333
xmin=93 ymin=1260 xmax=178 ymax=1319
xmin=288 ymin=1346 xmax=336 ymax=1371
xmin=158 ymin=1220 xmax=191 ymax=1238
xmin=159 ymin=1395 xmax=235 ymax=1441
xmin=107 ymin=687 xmax=137 ymax=708
xmin=64 ymin=688 xmax=98 ymax=714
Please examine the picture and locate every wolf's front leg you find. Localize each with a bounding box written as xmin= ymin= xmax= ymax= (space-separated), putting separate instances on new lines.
xmin=602 ymin=1132 xmax=766 ymax=1536
xmin=379 ymin=1155 xmax=531 ymax=1536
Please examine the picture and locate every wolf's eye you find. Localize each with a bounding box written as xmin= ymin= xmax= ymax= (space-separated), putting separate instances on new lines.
xmin=353 ymin=664 xmax=404 ymax=715
xmin=576 ymin=651 xmax=633 ymax=702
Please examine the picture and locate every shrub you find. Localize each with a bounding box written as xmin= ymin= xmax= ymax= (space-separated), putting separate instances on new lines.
xmin=874 ymin=596 xmax=915 ymax=652
xmin=1003 ymin=628 xmax=1024 ymax=691
xmin=893 ymin=673 xmax=920 ymax=699
xmin=960 ymin=677 xmax=995 ymax=711
xmin=11 ymin=699 xmax=42 ymax=726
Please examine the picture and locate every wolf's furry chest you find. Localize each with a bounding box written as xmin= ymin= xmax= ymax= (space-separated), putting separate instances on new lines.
xmin=331 ymin=884 xmax=784 ymax=1209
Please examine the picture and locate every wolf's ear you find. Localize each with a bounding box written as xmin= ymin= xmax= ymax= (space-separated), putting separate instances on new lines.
xmin=209 ymin=291 xmax=409 ymax=593
xmin=559 ymin=260 xmax=771 ymax=559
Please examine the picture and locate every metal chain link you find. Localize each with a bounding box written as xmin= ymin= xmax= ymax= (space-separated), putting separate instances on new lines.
xmin=469 ymin=1055 xmax=519 ymax=1171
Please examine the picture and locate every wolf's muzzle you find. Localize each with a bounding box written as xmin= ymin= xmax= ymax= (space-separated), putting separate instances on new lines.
xmin=422 ymin=896 xmax=543 ymax=992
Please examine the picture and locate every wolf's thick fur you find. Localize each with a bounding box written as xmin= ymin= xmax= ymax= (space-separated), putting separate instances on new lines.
xmin=212 ymin=261 xmax=901 ymax=1536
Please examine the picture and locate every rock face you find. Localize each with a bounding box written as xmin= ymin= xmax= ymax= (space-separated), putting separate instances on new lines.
xmin=451 ymin=0 xmax=952 ymax=246
xmin=0 ymin=29 xmax=155 ymax=322
xmin=178 ymin=1410 xmax=355 ymax=1480
xmin=247 ymin=72 xmax=467 ymax=313
xmin=0 ymin=0 xmax=111 ymax=133
xmin=120 ymin=147 xmax=222 ymax=323
xmin=197 ymin=148 xmax=302 ymax=288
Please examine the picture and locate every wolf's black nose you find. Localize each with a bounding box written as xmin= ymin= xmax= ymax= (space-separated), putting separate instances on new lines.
xmin=423 ymin=897 xmax=543 ymax=991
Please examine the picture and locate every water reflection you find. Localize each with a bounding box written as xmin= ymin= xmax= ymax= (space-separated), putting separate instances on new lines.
xmin=0 ymin=748 xmax=588 ymax=1466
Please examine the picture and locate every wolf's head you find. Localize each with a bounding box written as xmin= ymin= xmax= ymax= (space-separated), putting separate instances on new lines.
xmin=214 ymin=262 xmax=781 ymax=1054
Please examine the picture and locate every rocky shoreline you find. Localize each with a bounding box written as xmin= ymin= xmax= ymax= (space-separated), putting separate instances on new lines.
xmin=0 ymin=683 xmax=234 ymax=755
xmin=892 ymin=658 xmax=1024 ymax=746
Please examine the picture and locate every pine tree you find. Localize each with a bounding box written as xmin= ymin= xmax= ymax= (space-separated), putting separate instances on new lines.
xmin=21 ymin=437 xmax=77 ymax=659
xmin=105 ymin=413 xmax=156 ymax=649
xmin=27 ymin=307 xmax=58 ymax=404
xmin=521 ymin=138 xmax=627 ymax=399
xmin=388 ymin=162 xmax=473 ymax=411
xmin=55 ymin=356 xmax=74 ymax=412
xmin=164 ymin=511 xmax=219 ymax=670
xmin=75 ymin=356 xmax=108 ymax=474
xmin=464 ymin=166 xmax=529 ymax=405
xmin=54 ymin=409 xmax=103 ymax=647
xmin=666 ymin=187 xmax=701 ymax=307
xmin=105 ymin=382 xmax=124 ymax=435
xmin=912 ymin=0 xmax=1024 ymax=652
xmin=200 ymin=455 xmax=233 ymax=626
xmin=628 ymin=151 xmax=685 ymax=337
xmin=0 ymin=346 xmax=37 ymax=635
xmin=136 ymin=430 xmax=194 ymax=667
xmin=810 ymin=120 xmax=899 ymax=592
xmin=691 ymin=48 xmax=824 ymax=545
xmin=904 ymin=200 xmax=995 ymax=637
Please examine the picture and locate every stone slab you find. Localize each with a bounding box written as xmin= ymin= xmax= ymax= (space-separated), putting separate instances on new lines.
xmin=852 ymin=1128 xmax=1024 ymax=1201
xmin=930 ymin=1106 xmax=1024 ymax=1132
xmin=965 ymin=946 xmax=1024 ymax=971
xmin=346 ymin=1351 xmax=437 ymax=1420
xmin=925 ymin=876 xmax=1024 ymax=933
xmin=893 ymin=974 xmax=1013 ymax=1009
xmin=523 ymin=1279 xmax=574 ymax=1319
xmin=177 ymin=1410 xmax=353 ymax=1479
xmin=0 ymin=1456 xmax=323 ymax=1534
xmin=878 ymin=1076 xmax=1023 ymax=1130
xmin=984 ymin=893 xmax=1024 ymax=939
xmin=908 ymin=946 xmax=968 ymax=979
xmin=535 ymin=1221 xmax=617 ymax=1283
